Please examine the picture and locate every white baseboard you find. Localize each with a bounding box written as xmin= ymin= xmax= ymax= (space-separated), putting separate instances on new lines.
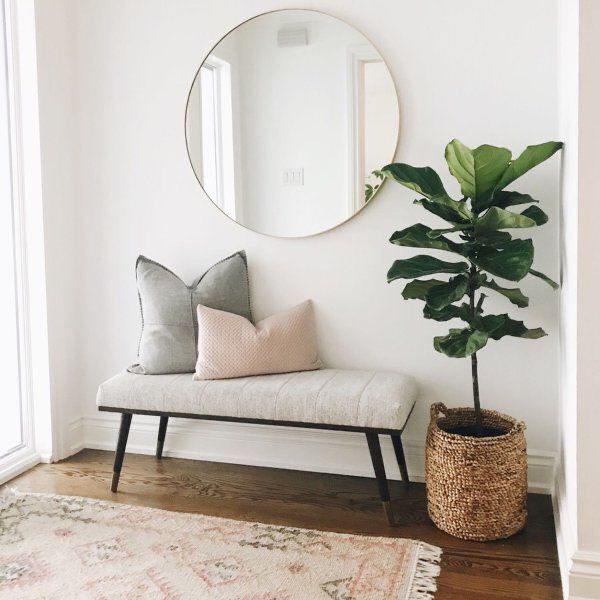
xmin=553 ymin=466 xmax=577 ymax=599
xmin=79 ymin=413 xmax=556 ymax=493
xmin=553 ymin=463 xmax=600 ymax=599
xmin=569 ymin=551 xmax=600 ymax=599
xmin=62 ymin=416 xmax=85 ymax=460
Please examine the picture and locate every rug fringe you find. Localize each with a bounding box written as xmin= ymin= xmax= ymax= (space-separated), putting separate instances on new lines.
xmin=407 ymin=541 xmax=442 ymax=600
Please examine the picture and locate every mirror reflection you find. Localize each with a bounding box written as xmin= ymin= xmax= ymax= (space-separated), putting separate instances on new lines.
xmin=186 ymin=9 xmax=399 ymax=237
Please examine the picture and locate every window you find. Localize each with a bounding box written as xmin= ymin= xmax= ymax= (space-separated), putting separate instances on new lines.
xmin=0 ymin=0 xmax=51 ymax=482
xmin=198 ymin=56 xmax=236 ymax=218
xmin=0 ymin=0 xmax=22 ymax=460
xmin=200 ymin=64 xmax=220 ymax=202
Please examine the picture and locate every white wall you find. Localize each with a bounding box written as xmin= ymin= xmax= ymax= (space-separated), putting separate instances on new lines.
xmin=563 ymin=1 xmax=600 ymax=597
xmin=556 ymin=0 xmax=579 ymax=595
xmin=555 ymin=1 xmax=600 ymax=597
xmin=34 ymin=0 xmax=560 ymax=490
xmin=575 ymin=0 xmax=600 ymax=558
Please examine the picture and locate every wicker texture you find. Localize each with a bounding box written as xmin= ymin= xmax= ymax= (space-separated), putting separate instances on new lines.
xmin=425 ymin=402 xmax=528 ymax=541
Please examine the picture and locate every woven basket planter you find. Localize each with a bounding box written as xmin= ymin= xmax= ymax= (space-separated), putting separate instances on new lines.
xmin=425 ymin=402 xmax=528 ymax=541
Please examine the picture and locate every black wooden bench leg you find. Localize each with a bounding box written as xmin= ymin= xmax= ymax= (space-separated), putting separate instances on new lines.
xmin=365 ymin=432 xmax=395 ymax=526
xmin=391 ymin=433 xmax=410 ymax=487
xmin=156 ymin=416 xmax=169 ymax=459
xmin=111 ymin=412 xmax=132 ymax=492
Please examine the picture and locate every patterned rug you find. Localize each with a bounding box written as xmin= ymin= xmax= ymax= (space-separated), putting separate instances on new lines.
xmin=0 ymin=491 xmax=441 ymax=599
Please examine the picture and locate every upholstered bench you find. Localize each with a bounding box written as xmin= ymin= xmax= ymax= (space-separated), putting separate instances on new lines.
xmin=96 ymin=368 xmax=418 ymax=525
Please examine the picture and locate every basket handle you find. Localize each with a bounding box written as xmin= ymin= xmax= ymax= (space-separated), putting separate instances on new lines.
xmin=430 ymin=402 xmax=447 ymax=419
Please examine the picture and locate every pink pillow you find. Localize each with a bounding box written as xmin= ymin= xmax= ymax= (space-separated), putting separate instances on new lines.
xmin=194 ymin=300 xmax=323 ymax=380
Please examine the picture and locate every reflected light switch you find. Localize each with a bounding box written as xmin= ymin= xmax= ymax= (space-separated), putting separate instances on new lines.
xmin=282 ymin=168 xmax=304 ymax=186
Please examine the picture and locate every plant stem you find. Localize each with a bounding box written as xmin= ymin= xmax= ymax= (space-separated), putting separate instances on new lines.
xmin=469 ymin=264 xmax=484 ymax=435
xmin=471 ymin=352 xmax=483 ymax=435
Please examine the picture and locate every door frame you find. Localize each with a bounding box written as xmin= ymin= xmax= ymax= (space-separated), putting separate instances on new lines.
xmin=0 ymin=0 xmax=53 ymax=484
xmin=346 ymin=44 xmax=383 ymax=215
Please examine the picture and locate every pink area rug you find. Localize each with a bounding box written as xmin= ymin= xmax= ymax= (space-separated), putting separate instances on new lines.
xmin=0 ymin=491 xmax=441 ymax=599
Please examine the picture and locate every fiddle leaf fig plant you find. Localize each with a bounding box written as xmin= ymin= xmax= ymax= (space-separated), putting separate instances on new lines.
xmin=383 ymin=140 xmax=563 ymax=435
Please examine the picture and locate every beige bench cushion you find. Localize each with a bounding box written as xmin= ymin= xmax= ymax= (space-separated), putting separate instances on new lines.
xmin=96 ymin=369 xmax=417 ymax=431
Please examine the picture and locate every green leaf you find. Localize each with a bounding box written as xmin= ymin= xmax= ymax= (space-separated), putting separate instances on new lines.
xmin=475 ymin=314 xmax=547 ymax=340
xmin=387 ymin=255 xmax=469 ymax=282
xmin=445 ymin=140 xmax=512 ymax=206
xmin=425 ymin=275 xmax=469 ymax=310
xmin=529 ymin=268 xmax=559 ymax=289
xmin=470 ymin=238 xmax=534 ymax=281
xmin=427 ymin=224 xmax=472 ymax=239
xmin=381 ymin=163 xmax=447 ymax=199
xmin=474 ymin=230 xmax=513 ymax=247
xmin=389 ymin=224 xmax=461 ymax=253
xmin=475 ymin=207 xmax=537 ymax=233
xmin=444 ymin=140 xmax=475 ymax=198
xmin=382 ymin=161 xmax=474 ymax=224
xmin=492 ymin=190 xmax=538 ymax=209
xmin=423 ymin=303 xmax=471 ymax=322
xmin=402 ymin=279 xmax=446 ymax=300
xmin=433 ymin=328 xmax=489 ymax=358
xmin=521 ymin=205 xmax=548 ymax=225
xmin=495 ymin=141 xmax=563 ymax=190
xmin=472 ymin=314 xmax=504 ymax=336
xmin=415 ymin=195 xmax=474 ymax=225
xmin=424 ymin=306 xmax=456 ymax=322
xmin=480 ymin=278 xmax=529 ymax=308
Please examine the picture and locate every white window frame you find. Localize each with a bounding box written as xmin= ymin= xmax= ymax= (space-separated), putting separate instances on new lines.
xmin=199 ymin=55 xmax=236 ymax=219
xmin=0 ymin=0 xmax=53 ymax=484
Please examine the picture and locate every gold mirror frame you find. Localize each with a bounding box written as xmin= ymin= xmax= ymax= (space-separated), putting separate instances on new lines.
xmin=184 ymin=9 xmax=400 ymax=238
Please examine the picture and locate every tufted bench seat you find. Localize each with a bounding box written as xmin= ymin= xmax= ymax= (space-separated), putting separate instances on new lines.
xmin=97 ymin=369 xmax=418 ymax=525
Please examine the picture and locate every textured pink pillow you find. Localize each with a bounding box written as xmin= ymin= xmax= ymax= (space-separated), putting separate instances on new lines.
xmin=194 ymin=300 xmax=323 ymax=380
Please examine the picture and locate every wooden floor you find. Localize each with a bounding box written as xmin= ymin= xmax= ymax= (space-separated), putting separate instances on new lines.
xmin=6 ymin=449 xmax=561 ymax=599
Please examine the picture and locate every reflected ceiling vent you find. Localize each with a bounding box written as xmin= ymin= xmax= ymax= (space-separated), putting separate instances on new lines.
xmin=277 ymin=26 xmax=308 ymax=47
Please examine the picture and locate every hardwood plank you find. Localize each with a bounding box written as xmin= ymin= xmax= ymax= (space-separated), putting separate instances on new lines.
xmin=4 ymin=449 xmax=562 ymax=599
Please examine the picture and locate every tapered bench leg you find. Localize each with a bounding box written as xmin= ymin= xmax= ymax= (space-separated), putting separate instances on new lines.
xmin=111 ymin=412 xmax=132 ymax=492
xmin=156 ymin=416 xmax=169 ymax=459
xmin=365 ymin=432 xmax=395 ymax=526
xmin=391 ymin=433 xmax=410 ymax=487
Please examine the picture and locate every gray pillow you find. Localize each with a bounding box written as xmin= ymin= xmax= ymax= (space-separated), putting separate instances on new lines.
xmin=129 ymin=251 xmax=252 ymax=374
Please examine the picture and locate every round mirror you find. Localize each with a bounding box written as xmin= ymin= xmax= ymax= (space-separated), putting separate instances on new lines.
xmin=185 ymin=9 xmax=399 ymax=237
